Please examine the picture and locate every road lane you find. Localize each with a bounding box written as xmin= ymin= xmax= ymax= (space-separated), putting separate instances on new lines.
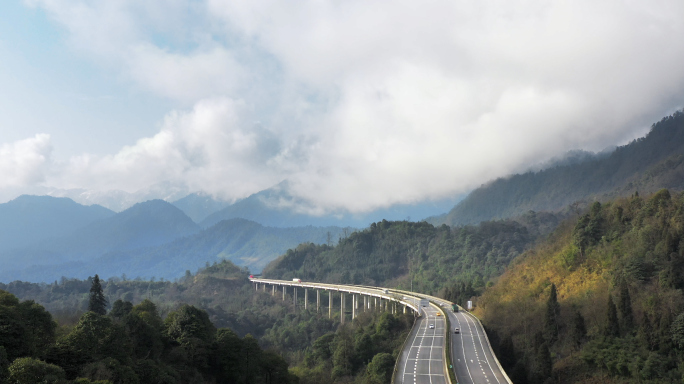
xmin=398 ymin=302 xmax=447 ymax=384
xmin=449 ymin=310 xmax=508 ymax=384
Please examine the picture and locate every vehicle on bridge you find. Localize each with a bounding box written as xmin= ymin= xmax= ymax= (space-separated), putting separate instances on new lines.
xmin=429 ymin=324 xmax=435 ymax=329
xmin=292 ymin=278 xmax=302 ymax=283
xmin=451 ymin=304 xmax=459 ymax=312
xmin=454 ymin=328 xmax=460 ymax=334
xmin=420 ymin=299 xmax=429 ymax=307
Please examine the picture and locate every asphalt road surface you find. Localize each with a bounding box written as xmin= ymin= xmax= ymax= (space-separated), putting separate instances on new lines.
xmin=448 ymin=309 xmax=508 ymax=384
xmin=397 ymin=300 xmax=447 ymax=384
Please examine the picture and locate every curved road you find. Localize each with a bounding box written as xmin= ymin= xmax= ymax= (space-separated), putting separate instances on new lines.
xmin=449 ymin=309 xmax=508 ymax=384
xmin=249 ymin=278 xmax=511 ymax=384
xmin=396 ymin=299 xmax=447 ymax=384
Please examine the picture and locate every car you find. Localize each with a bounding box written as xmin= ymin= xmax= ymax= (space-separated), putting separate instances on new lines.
xmin=429 ymin=324 xmax=435 ymax=329
xmin=436 ymin=313 xmax=441 ymax=316
xmin=454 ymin=328 xmax=460 ymax=334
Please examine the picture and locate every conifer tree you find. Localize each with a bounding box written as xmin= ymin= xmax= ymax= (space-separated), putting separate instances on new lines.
xmin=617 ymin=284 xmax=633 ymax=332
xmin=605 ymin=295 xmax=619 ymax=337
xmin=88 ymin=274 xmax=108 ymax=315
xmin=571 ymin=310 xmax=586 ymax=348
xmin=544 ymin=284 xmax=560 ymax=343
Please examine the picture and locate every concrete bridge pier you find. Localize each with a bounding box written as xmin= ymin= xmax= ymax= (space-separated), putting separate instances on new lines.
xmin=293 ymin=287 xmax=297 ymax=310
xmin=304 ymin=289 xmax=308 ymax=310
xmin=282 ymin=286 xmax=286 ymax=301
xmin=340 ymin=292 xmax=345 ymax=324
xmin=328 ymin=291 xmax=332 ymax=319
xmin=255 ymin=283 xmax=259 ymax=291
xmin=316 ymin=290 xmax=320 ymax=313
xmin=272 ymin=285 xmax=275 ymax=296
xmin=352 ymin=294 xmax=357 ymax=319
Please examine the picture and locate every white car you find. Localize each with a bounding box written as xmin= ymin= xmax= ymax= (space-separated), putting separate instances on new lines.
xmin=429 ymin=324 xmax=435 ymax=329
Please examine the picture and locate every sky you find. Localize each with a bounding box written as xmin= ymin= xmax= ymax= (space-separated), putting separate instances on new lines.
xmin=1 ymin=0 xmax=684 ymax=213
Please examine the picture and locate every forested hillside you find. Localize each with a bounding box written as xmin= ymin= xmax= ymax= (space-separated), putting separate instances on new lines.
xmin=263 ymin=211 xmax=562 ymax=294
xmin=433 ymin=111 xmax=684 ymax=227
xmin=0 ymin=260 xmax=414 ymax=384
xmin=0 ymin=283 xmax=296 ymax=383
xmin=476 ymin=189 xmax=684 ymax=383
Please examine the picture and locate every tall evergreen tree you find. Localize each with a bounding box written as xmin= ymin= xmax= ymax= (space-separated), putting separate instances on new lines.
xmin=571 ymin=310 xmax=586 ymax=348
xmin=544 ymin=284 xmax=560 ymax=343
xmin=88 ymin=274 xmax=108 ymax=315
xmin=604 ymin=295 xmax=620 ymax=337
xmin=617 ymin=284 xmax=634 ymax=333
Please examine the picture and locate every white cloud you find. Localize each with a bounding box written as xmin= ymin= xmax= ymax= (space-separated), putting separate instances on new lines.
xmin=11 ymin=0 xmax=684 ymax=212
xmin=0 ymin=134 xmax=53 ymax=189
xmin=48 ymin=98 xmax=281 ymax=200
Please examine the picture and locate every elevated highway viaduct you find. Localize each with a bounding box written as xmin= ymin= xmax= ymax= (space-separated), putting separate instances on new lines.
xmin=250 ymin=278 xmax=512 ymax=384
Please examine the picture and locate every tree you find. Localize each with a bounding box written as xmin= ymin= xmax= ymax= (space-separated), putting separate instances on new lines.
xmin=530 ymin=343 xmax=552 ymax=384
xmin=7 ymin=357 xmax=66 ymax=384
xmin=109 ymin=300 xmax=133 ymax=320
xmin=164 ymin=305 xmax=216 ymax=370
xmin=617 ymin=284 xmax=633 ymax=333
xmin=88 ymin=275 xmax=108 ymax=315
xmin=544 ymin=284 xmax=560 ymax=344
xmin=215 ymin=328 xmax=244 ymax=383
xmin=498 ymin=335 xmax=517 ymax=371
xmin=670 ymin=312 xmax=684 ymax=350
xmin=260 ymin=350 xmax=293 ymax=384
xmin=365 ymin=353 xmax=394 ymax=384
xmin=604 ymin=295 xmax=620 ymax=338
xmin=570 ymin=310 xmax=586 ymax=349
xmin=0 ymin=346 xmax=9 ymax=383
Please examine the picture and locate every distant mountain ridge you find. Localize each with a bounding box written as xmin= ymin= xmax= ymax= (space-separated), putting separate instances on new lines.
xmin=0 ymin=199 xmax=200 ymax=271
xmin=0 ymin=218 xmax=350 ymax=283
xmin=431 ymin=111 xmax=684 ymax=227
xmin=200 ymin=181 xmax=462 ymax=229
xmin=0 ymin=195 xmax=114 ymax=252
xmin=171 ymin=192 xmax=233 ymax=222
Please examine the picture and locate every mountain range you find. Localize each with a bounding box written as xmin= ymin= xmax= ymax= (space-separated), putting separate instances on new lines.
xmin=0 ymin=197 xmax=350 ymax=283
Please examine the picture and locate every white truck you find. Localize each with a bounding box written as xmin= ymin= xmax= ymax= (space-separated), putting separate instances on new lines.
xmin=292 ymin=278 xmax=302 ymax=283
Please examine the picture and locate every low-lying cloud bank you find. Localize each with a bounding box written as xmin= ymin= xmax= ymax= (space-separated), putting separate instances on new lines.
xmin=5 ymin=0 xmax=684 ymax=213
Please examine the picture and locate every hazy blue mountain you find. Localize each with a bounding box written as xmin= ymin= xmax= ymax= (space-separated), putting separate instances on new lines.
xmin=0 ymin=218 xmax=349 ymax=283
xmin=0 ymin=195 xmax=114 ymax=252
xmin=0 ymin=199 xmax=200 ymax=272
xmin=431 ymin=111 xmax=684 ymax=227
xmin=42 ymin=199 xmax=201 ymax=260
xmin=171 ymin=192 xmax=233 ymax=222
xmin=200 ymin=181 xmax=462 ymax=229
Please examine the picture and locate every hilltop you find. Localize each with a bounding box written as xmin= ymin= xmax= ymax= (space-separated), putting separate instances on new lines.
xmin=432 ymin=111 xmax=684 ymax=227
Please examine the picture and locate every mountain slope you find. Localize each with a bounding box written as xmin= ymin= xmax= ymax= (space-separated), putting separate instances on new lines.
xmin=172 ymin=192 xmax=232 ymax=222
xmin=0 ymin=195 xmax=115 ymax=252
xmin=43 ymin=199 xmax=201 ymax=260
xmin=433 ymin=111 xmax=684 ymax=227
xmin=0 ymin=199 xmax=200 ymax=273
xmin=0 ymin=218 xmax=349 ymax=283
xmin=262 ymin=211 xmax=563 ymax=292
xmin=476 ymin=190 xmax=684 ymax=383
